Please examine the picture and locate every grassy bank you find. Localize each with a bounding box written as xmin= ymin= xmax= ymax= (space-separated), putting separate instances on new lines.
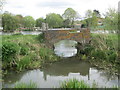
xmin=13 ymin=79 xmax=118 ymax=88
xmin=78 ymin=33 xmax=119 ymax=75
xmin=14 ymin=82 xmax=37 ymax=88
xmin=2 ymin=34 xmax=59 ymax=72
xmin=60 ymin=79 xmax=118 ymax=88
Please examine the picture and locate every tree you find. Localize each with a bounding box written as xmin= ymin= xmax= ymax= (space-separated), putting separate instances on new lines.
xmin=46 ymin=13 xmax=63 ymax=28
xmin=85 ymin=10 xmax=92 ymax=18
xmin=15 ymin=14 xmax=24 ymax=28
xmin=93 ymin=10 xmax=101 ymax=17
xmin=0 ymin=0 xmax=6 ymax=11
xmin=103 ymin=8 xmax=118 ymax=31
xmin=85 ymin=10 xmax=98 ymax=29
xmin=23 ymin=16 xmax=35 ymax=28
xmin=62 ymin=8 xmax=80 ymax=27
xmin=35 ymin=17 xmax=45 ymax=28
xmin=2 ymin=11 xmax=19 ymax=31
xmin=63 ymin=19 xmax=71 ymax=28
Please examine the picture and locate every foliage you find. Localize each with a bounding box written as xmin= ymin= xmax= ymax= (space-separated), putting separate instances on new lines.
xmin=2 ymin=35 xmax=59 ymax=71
xmin=23 ymin=16 xmax=35 ymax=28
xmin=46 ymin=13 xmax=63 ymax=28
xmin=79 ymin=34 xmax=119 ymax=74
xmin=2 ymin=41 xmax=20 ymax=62
xmin=16 ymin=55 xmax=32 ymax=71
xmin=15 ymin=14 xmax=24 ymax=28
xmin=14 ymin=82 xmax=37 ymax=88
xmin=39 ymin=47 xmax=58 ymax=63
xmin=19 ymin=44 xmax=29 ymax=55
xmin=103 ymin=8 xmax=118 ymax=30
xmin=35 ymin=17 xmax=45 ymax=27
xmin=85 ymin=10 xmax=98 ymax=29
xmin=38 ymin=33 xmax=45 ymax=43
xmin=62 ymin=8 xmax=80 ymax=27
xmin=60 ymin=79 xmax=97 ymax=88
xmin=63 ymin=19 xmax=71 ymax=28
xmin=2 ymin=11 xmax=19 ymax=31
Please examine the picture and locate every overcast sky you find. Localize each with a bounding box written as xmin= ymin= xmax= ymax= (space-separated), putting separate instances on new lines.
xmin=3 ymin=0 xmax=119 ymax=19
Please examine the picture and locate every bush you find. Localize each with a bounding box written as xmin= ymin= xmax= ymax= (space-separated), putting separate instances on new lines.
xmin=16 ymin=55 xmax=31 ymax=71
xmin=39 ymin=47 xmax=58 ymax=62
xmin=106 ymin=50 xmax=117 ymax=62
xmin=2 ymin=41 xmax=20 ymax=62
xmin=83 ymin=45 xmax=95 ymax=55
xmin=38 ymin=33 xmax=45 ymax=43
xmin=19 ymin=44 xmax=29 ymax=55
xmin=91 ymin=50 xmax=106 ymax=60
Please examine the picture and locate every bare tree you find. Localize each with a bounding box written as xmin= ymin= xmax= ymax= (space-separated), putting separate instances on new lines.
xmin=0 ymin=0 xmax=5 ymax=11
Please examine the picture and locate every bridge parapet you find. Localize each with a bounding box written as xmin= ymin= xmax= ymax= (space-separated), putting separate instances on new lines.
xmin=43 ymin=28 xmax=90 ymax=47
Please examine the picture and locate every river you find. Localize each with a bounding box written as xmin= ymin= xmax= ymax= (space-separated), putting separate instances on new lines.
xmin=2 ymin=40 xmax=119 ymax=88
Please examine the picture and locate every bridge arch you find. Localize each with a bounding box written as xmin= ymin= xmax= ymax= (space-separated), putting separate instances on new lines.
xmin=43 ymin=29 xmax=90 ymax=48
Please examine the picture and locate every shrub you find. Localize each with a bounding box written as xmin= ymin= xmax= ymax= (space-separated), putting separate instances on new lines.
xmin=106 ymin=50 xmax=117 ymax=62
xmin=19 ymin=44 xmax=29 ymax=55
xmin=38 ymin=33 xmax=45 ymax=43
xmin=91 ymin=50 xmax=106 ymax=60
xmin=39 ymin=47 xmax=58 ymax=62
xmin=83 ymin=45 xmax=95 ymax=55
xmin=16 ymin=55 xmax=31 ymax=71
xmin=2 ymin=41 xmax=20 ymax=62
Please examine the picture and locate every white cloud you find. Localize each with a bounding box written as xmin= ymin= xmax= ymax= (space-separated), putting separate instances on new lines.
xmin=3 ymin=0 xmax=119 ymax=19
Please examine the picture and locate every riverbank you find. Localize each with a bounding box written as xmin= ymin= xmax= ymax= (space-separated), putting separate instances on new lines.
xmin=2 ymin=34 xmax=60 ymax=73
xmin=2 ymin=33 xmax=119 ymax=75
xmin=11 ymin=79 xmax=118 ymax=88
xmin=2 ymin=33 xmax=119 ymax=88
xmin=78 ymin=33 xmax=119 ymax=75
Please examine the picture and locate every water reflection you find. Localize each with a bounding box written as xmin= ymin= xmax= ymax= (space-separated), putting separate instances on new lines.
xmin=21 ymin=31 xmax=42 ymax=35
xmin=54 ymin=40 xmax=77 ymax=57
xmin=0 ymin=31 xmax=42 ymax=35
xmin=3 ymin=58 xmax=118 ymax=88
xmin=41 ymin=58 xmax=90 ymax=80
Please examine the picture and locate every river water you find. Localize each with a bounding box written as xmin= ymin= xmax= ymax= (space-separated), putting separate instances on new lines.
xmin=2 ymin=40 xmax=119 ymax=88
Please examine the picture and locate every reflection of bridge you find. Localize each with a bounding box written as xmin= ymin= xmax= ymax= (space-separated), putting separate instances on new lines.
xmin=42 ymin=28 xmax=90 ymax=47
xmin=41 ymin=58 xmax=90 ymax=80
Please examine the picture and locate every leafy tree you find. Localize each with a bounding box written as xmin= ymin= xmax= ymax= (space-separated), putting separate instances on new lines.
xmin=103 ymin=8 xmax=118 ymax=31
xmin=62 ymin=8 xmax=80 ymax=27
xmin=35 ymin=17 xmax=45 ymax=28
xmin=63 ymin=19 xmax=71 ymax=28
xmin=2 ymin=11 xmax=19 ymax=31
xmin=85 ymin=10 xmax=98 ymax=29
xmin=46 ymin=13 xmax=63 ymax=28
xmin=85 ymin=10 xmax=92 ymax=18
xmin=15 ymin=14 xmax=24 ymax=28
xmin=23 ymin=16 xmax=35 ymax=28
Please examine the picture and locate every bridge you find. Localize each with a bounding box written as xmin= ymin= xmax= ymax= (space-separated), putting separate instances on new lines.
xmin=41 ymin=28 xmax=91 ymax=48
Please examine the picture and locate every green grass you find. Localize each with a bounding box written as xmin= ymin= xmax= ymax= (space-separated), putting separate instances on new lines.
xmin=39 ymin=47 xmax=58 ymax=63
xmin=2 ymin=34 xmax=59 ymax=72
xmin=60 ymin=79 xmax=97 ymax=88
xmin=60 ymin=79 xmax=118 ymax=88
xmin=14 ymin=82 xmax=37 ymax=88
xmin=79 ymin=33 xmax=119 ymax=74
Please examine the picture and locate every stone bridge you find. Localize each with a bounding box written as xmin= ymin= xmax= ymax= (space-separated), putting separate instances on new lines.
xmin=42 ymin=28 xmax=91 ymax=48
